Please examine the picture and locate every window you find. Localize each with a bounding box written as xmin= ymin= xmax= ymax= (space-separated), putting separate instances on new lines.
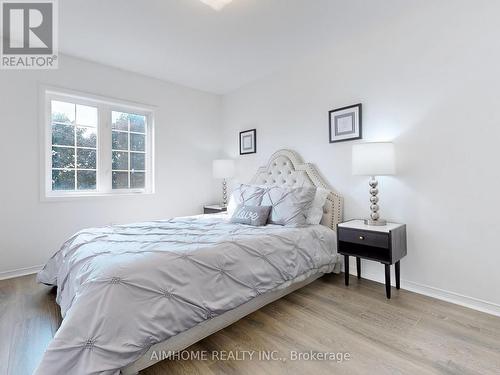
xmin=43 ymin=88 xmax=154 ymax=198
xmin=111 ymin=111 xmax=147 ymax=189
xmin=51 ymin=101 xmax=98 ymax=191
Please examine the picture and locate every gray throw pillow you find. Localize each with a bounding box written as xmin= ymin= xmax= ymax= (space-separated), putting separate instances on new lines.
xmin=230 ymin=205 xmax=272 ymax=226
xmin=261 ymin=186 xmax=316 ymax=226
xmin=227 ymin=184 xmax=266 ymax=216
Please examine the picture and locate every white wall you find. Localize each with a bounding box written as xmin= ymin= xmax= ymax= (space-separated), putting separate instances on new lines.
xmin=0 ymin=54 xmax=222 ymax=276
xmin=1 ymin=1 xmax=499 ymax=315
xmin=222 ymin=1 xmax=500 ymax=311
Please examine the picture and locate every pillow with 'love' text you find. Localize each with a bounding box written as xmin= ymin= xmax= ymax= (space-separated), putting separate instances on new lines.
xmin=229 ymin=205 xmax=271 ymax=226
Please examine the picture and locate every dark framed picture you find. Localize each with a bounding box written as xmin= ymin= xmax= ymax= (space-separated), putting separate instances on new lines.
xmin=239 ymin=129 xmax=257 ymax=155
xmin=329 ymin=103 xmax=362 ymax=143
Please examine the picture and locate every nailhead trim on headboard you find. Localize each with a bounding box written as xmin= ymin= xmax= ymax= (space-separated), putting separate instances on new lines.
xmin=250 ymin=149 xmax=344 ymax=230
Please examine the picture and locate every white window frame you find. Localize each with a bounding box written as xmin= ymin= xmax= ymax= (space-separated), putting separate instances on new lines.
xmin=40 ymin=86 xmax=155 ymax=200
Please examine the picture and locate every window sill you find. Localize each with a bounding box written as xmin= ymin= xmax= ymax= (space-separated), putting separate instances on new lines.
xmin=41 ymin=190 xmax=155 ymax=202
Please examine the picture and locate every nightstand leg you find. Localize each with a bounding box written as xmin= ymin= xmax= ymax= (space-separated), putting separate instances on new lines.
xmin=395 ymin=261 xmax=400 ymax=290
xmin=356 ymin=257 xmax=361 ymax=279
xmin=385 ymin=264 xmax=391 ymax=299
xmin=344 ymin=255 xmax=349 ymax=286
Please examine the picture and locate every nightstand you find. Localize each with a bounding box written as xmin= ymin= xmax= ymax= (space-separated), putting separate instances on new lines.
xmin=203 ymin=205 xmax=227 ymax=214
xmin=337 ymin=219 xmax=407 ymax=299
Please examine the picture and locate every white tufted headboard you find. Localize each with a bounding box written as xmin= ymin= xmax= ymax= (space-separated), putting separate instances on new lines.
xmin=250 ymin=149 xmax=343 ymax=230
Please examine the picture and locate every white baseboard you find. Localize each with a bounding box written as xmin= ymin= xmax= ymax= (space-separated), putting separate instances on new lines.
xmin=402 ymin=279 xmax=500 ymax=317
xmin=349 ymin=268 xmax=500 ymax=317
xmin=0 ymin=265 xmax=43 ymax=281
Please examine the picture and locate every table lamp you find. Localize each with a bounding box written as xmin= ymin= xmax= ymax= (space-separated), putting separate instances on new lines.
xmin=213 ymin=159 xmax=235 ymax=207
xmin=352 ymin=142 xmax=395 ymax=226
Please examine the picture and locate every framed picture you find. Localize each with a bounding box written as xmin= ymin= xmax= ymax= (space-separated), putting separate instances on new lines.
xmin=239 ymin=129 xmax=257 ymax=155
xmin=329 ymin=103 xmax=362 ymax=143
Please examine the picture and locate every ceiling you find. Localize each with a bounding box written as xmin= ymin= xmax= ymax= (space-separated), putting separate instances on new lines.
xmin=59 ymin=0 xmax=408 ymax=94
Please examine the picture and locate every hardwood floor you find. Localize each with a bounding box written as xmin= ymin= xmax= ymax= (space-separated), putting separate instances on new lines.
xmin=1 ymin=273 xmax=499 ymax=375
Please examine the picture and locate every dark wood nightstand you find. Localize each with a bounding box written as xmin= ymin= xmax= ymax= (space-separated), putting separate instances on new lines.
xmin=203 ymin=205 xmax=227 ymax=214
xmin=337 ymin=219 xmax=407 ymax=299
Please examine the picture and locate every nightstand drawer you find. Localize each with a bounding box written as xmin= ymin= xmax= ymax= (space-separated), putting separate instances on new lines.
xmin=338 ymin=228 xmax=389 ymax=249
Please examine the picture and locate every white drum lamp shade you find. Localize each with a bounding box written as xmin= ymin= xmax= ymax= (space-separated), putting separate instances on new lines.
xmin=352 ymin=142 xmax=395 ymax=176
xmin=213 ymin=159 xmax=235 ymax=179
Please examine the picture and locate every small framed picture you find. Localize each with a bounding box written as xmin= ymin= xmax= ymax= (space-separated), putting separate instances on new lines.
xmin=329 ymin=103 xmax=362 ymax=143
xmin=239 ymin=129 xmax=257 ymax=155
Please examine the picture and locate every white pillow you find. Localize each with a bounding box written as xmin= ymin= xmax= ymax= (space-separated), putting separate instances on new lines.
xmin=227 ymin=184 xmax=266 ymax=216
xmin=261 ymin=186 xmax=316 ymax=226
xmin=306 ymin=188 xmax=330 ymax=225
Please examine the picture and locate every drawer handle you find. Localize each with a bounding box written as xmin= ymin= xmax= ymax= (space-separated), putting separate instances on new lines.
xmin=359 ymin=235 xmax=365 ymax=240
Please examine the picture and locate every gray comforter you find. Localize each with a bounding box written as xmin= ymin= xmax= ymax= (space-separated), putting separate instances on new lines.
xmin=35 ymin=214 xmax=338 ymax=374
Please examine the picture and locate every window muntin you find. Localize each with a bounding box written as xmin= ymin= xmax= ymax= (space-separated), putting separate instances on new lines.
xmin=51 ymin=100 xmax=98 ymax=191
xmin=111 ymin=111 xmax=147 ymax=190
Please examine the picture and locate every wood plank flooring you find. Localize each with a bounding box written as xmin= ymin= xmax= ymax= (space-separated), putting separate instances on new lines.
xmin=1 ymin=273 xmax=499 ymax=374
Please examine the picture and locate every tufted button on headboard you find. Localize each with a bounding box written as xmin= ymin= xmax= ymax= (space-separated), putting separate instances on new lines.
xmin=250 ymin=149 xmax=343 ymax=230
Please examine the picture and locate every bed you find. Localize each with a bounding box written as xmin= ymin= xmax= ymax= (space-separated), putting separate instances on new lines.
xmin=35 ymin=149 xmax=343 ymax=375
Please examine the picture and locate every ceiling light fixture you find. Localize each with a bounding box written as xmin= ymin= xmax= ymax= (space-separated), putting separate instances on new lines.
xmin=199 ymin=0 xmax=233 ymax=11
